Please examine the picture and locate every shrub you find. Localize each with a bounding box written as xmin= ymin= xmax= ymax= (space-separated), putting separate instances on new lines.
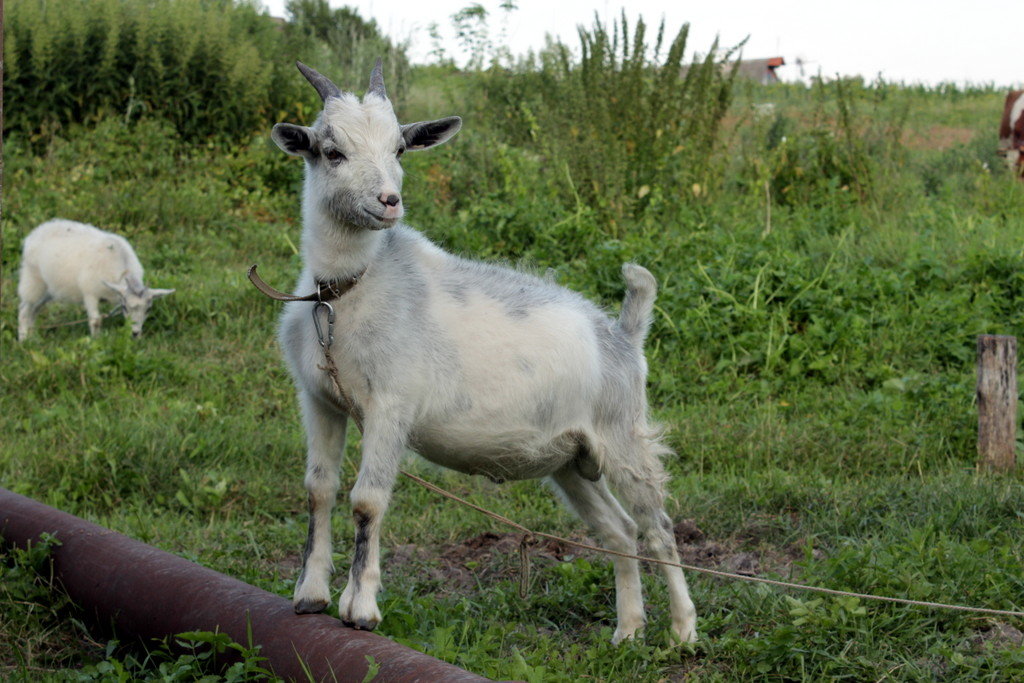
xmin=732 ymin=78 xmax=909 ymax=210
xmin=283 ymin=0 xmax=411 ymax=103
xmin=477 ymin=13 xmax=738 ymax=225
xmin=5 ymin=0 xmax=277 ymax=140
xmin=2 ymin=0 xmax=410 ymax=143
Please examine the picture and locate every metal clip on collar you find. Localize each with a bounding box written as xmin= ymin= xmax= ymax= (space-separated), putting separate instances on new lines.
xmin=313 ymin=301 xmax=335 ymax=348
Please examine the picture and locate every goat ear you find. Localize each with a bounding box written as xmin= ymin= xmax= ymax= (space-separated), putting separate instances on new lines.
xmin=148 ymin=288 xmax=175 ymax=299
xmin=401 ymin=116 xmax=462 ymax=151
xmin=272 ymin=123 xmax=317 ymax=157
xmin=103 ymin=280 xmax=128 ymax=296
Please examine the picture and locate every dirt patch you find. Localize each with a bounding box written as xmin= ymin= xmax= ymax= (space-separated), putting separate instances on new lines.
xmin=384 ymin=530 xmax=595 ymax=594
xmin=442 ymin=531 xmax=580 ymax=564
xmin=962 ymin=621 xmax=1024 ymax=652
xmin=453 ymin=531 xmax=589 ymax=587
xmin=381 ymin=518 xmax=818 ymax=594
xmin=673 ymin=518 xmax=705 ymax=545
xmin=674 ymin=519 xmax=819 ymax=580
xmin=901 ymin=125 xmax=975 ymax=151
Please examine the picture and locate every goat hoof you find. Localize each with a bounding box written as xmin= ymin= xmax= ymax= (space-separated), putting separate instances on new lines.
xmin=351 ymin=617 xmax=380 ymax=631
xmin=294 ymin=597 xmax=330 ymax=614
xmin=672 ymin=622 xmax=698 ymax=644
xmin=611 ymin=621 xmax=645 ymax=645
xmin=341 ymin=615 xmax=380 ymax=631
xmin=675 ymin=627 xmax=698 ymax=644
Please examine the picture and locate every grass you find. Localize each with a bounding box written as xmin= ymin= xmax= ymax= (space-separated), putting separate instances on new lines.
xmin=2 ymin=71 xmax=1024 ymax=680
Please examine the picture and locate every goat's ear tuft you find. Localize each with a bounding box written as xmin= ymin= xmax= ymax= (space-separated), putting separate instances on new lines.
xmin=401 ymin=116 xmax=462 ymax=151
xmin=272 ymin=123 xmax=317 ymax=157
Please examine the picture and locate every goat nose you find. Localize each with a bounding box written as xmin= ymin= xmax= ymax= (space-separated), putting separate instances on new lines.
xmin=379 ymin=193 xmax=401 ymax=207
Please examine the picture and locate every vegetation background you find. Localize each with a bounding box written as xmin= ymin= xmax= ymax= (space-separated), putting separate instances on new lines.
xmin=2 ymin=0 xmax=1024 ymax=679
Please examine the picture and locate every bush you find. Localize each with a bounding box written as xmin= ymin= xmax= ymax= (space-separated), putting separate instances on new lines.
xmin=5 ymin=0 xmax=276 ymax=140
xmin=477 ymin=13 xmax=738 ymax=225
xmin=283 ymin=0 xmax=411 ymax=103
xmin=732 ymin=78 xmax=908 ymax=210
xmin=2 ymin=0 xmax=410 ymax=143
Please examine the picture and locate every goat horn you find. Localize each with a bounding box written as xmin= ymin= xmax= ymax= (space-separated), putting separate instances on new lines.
xmin=296 ymin=61 xmax=341 ymax=102
xmin=367 ymin=58 xmax=387 ymax=99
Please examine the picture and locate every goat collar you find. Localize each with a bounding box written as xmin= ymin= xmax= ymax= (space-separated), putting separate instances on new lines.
xmin=247 ymin=264 xmax=365 ymax=302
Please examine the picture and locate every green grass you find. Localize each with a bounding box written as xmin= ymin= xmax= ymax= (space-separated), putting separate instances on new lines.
xmin=3 ymin=73 xmax=1024 ymax=680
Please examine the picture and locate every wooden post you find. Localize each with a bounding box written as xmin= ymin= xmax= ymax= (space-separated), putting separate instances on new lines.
xmin=977 ymin=335 xmax=1018 ymax=472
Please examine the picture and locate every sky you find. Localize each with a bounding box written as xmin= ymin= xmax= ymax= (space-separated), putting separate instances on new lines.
xmin=260 ymin=0 xmax=1021 ymax=88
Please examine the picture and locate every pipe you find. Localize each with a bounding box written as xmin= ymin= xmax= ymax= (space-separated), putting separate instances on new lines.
xmin=0 ymin=488 xmax=490 ymax=682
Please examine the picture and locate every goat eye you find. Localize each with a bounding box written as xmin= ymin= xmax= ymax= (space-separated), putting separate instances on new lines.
xmin=396 ymin=147 xmax=405 ymax=158
xmin=325 ymin=149 xmax=346 ymax=163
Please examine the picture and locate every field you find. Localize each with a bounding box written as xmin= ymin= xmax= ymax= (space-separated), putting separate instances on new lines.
xmin=4 ymin=6 xmax=1024 ymax=681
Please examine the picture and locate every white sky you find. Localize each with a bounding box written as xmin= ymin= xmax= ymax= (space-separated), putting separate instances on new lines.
xmin=259 ymin=0 xmax=1021 ymax=87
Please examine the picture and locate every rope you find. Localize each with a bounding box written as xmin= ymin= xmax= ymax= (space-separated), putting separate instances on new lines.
xmin=38 ymin=306 xmax=123 ymax=330
xmin=399 ymin=471 xmax=1024 ymax=619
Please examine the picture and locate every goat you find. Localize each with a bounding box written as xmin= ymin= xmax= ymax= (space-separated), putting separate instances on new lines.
xmin=18 ymin=219 xmax=174 ymax=340
xmin=270 ymin=60 xmax=697 ymax=645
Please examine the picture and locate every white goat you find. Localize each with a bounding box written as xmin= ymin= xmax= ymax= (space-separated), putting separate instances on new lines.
xmin=269 ymin=61 xmax=696 ymax=644
xmin=18 ymin=219 xmax=174 ymax=340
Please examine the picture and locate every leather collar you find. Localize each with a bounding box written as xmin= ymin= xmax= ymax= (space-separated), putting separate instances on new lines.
xmin=248 ymin=264 xmax=364 ymax=302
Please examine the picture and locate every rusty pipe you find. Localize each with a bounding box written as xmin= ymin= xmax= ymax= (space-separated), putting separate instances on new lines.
xmin=0 ymin=488 xmax=490 ymax=682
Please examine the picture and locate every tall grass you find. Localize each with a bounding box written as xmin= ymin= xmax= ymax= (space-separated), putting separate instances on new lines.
xmin=283 ymin=0 xmax=411 ymax=102
xmin=477 ymin=14 xmax=738 ymax=226
xmin=734 ymin=77 xmax=909 ymax=208
xmin=2 ymin=0 xmax=410 ymax=143
xmin=5 ymin=0 xmax=270 ymax=140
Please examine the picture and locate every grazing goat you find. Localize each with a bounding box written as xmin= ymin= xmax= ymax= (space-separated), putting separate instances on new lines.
xmin=271 ymin=60 xmax=696 ymax=645
xmin=18 ymin=219 xmax=174 ymax=340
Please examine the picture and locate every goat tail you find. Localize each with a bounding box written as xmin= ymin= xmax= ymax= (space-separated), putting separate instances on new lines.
xmin=617 ymin=263 xmax=658 ymax=347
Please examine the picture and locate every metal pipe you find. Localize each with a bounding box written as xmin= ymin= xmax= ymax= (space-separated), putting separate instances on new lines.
xmin=0 ymin=488 xmax=490 ymax=682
